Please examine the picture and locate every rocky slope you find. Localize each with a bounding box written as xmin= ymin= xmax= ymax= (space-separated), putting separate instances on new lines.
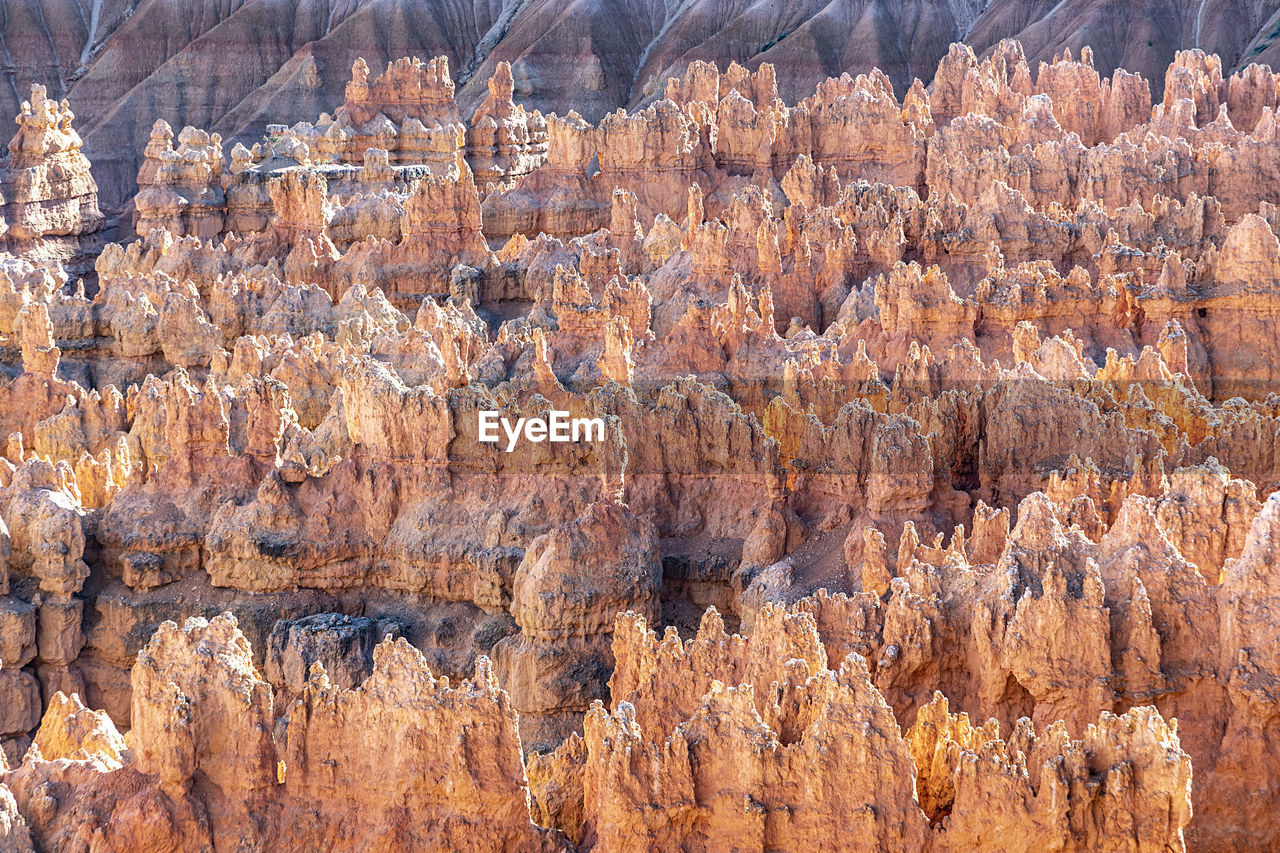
xmin=1 ymin=35 xmax=1280 ymax=852
xmin=12 ymin=0 xmax=1280 ymax=213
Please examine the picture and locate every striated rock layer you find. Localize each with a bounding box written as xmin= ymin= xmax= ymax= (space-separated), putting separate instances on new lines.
xmin=4 ymin=38 xmax=1280 ymax=852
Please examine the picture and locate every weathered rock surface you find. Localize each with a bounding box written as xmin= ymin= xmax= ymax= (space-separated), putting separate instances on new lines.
xmin=263 ymin=611 xmax=399 ymax=704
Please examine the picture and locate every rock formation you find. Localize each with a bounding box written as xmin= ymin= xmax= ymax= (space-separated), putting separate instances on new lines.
xmin=0 ymin=85 xmax=104 ymax=277
xmin=5 ymin=38 xmax=1280 ymax=852
xmin=17 ymin=0 xmax=1280 ymax=217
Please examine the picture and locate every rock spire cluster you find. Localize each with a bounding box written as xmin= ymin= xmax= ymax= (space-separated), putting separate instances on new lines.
xmin=3 ymin=40 xmax=1280 ymax=851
